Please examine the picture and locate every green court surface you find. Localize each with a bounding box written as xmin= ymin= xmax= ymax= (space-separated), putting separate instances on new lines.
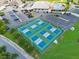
xmin=18 ymin=19 xmax=63 ymax=53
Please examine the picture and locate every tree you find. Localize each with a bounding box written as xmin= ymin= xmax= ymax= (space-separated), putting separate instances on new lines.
xmin=0 ymin=46 xmax=18 ymax=59
xmin=0 ymin=46 xmax=6 ymax=53
xmin=10 ymin=28 xmax=16 ymax=33
xmin=78 ymin=0 xmax=79 ymax=4
xmin=3 ymin=18 xmax=9 ymax=24
xmin=71 ymin=0 xmax=73 ymax=3
xmin=0 ymin=11 xmax=5 ymax=16
xmin=21 ymin=0 xmax=26 ymax=3
xmin=0 ymin=20 xmax=6 ymax=34
xmin=64 ymin=0 xmax=71 ymax=12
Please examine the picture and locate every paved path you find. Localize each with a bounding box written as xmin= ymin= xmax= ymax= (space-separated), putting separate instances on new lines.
xmin=0 ymin=35 xmax=34 ymax=59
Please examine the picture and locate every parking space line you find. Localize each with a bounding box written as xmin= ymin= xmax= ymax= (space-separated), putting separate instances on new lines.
xmin=12 ymin=11 xmax=22 ymax=22
xmin=58 ymin=17 xmax=69 ymax=22
xmin=71 ymin=12 xmax=79 ymax=17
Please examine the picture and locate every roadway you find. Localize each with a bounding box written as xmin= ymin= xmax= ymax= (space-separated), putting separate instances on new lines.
xmin=0 ymin=35 xmax=34 ymax=59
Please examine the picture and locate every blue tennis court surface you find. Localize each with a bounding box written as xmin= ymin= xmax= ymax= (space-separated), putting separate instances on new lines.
xmin=18 ymin=19 xmax=63 ymax=53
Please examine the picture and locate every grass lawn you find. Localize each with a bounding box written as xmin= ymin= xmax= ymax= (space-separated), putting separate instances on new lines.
xmin=4 ymin=29 xmax=39 ymax=58
xmin=40 ymin=22 xmax=79 ymax=59
xmin=4 ymin=30 xmax=26 ymax=47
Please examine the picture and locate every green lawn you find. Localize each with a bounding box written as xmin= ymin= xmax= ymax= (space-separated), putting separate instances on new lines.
xmin=40 ymin=22 xmax=79 ymax=59
xmin=4 ymin=29 xmax=39 ymax=58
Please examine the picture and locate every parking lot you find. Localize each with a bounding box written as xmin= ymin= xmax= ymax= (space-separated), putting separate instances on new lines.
xmin=2 ymin=5 xmax=79 ymax=31
xmin=58 ymin=13 xmax=79 ymax=23
xmin=40 ymin=13 xmax=79 ymax=31
xmin=3 ymin=6 xmax=35 ymax=28
xmin=71 ymin=8 xmax=79 ymax=14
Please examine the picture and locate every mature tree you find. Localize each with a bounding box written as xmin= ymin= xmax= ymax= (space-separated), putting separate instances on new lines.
xmin=21 ymin=0 xmax=26 ymax=3
xmin=78 ymin=0 xmax=79 ymax=4
xmin=0 ymin=11 xmax=5 ymax=16
xmin=0 ymin=46 xmax=18 ymax=59
xmin=3 ymin=18 xmax=9 ymax=24
xmin=10 ymin=28 xmax=16 ymax=34
xmin=0 ymin=20 xmax=6 ymax=34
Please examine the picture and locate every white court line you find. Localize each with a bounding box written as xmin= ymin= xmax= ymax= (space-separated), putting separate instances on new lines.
xmin=12 ymin=11 xmax=22 ymax=22
xmin=71 ymin=12 xmax=79 ymax=17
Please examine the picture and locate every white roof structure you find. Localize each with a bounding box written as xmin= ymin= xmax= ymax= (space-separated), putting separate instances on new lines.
xmin=51 ymin=3 xmax=65 ymax=10
xmin=31 ymin=1 xmax=51 ymax=9
xmin=0 ymin=0 xmax=8 ymax=6
xmin=0 ymin=5 xmax=6 ymax=10
xmin=25 ymin=1 xmax=66 ymax=10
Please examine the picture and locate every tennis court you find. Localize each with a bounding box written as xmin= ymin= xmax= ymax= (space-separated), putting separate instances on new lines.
xmin=18 ymin=19 xmax=63 ymax=53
